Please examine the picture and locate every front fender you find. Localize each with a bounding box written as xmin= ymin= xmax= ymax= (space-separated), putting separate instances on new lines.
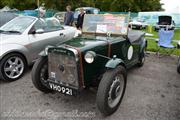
xmin=0 ymin=44 xmax=31 ymax=63
xmin=140 ymin=38 xmax=147 ymax=52
xmin=105 ymin=58 xmax=125 ymax=69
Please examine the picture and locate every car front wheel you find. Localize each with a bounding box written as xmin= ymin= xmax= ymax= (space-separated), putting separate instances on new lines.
xmin=31 ymin=56 xmax=52 ymax=93
xmin=96 ymin=66 xmax=127 ymax=116
xmin=0 ymin=53 xmax=27 ymax=81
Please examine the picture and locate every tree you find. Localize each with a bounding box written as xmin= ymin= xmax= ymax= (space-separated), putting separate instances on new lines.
xmin=0 ymin=0 xmax=163 ymax=12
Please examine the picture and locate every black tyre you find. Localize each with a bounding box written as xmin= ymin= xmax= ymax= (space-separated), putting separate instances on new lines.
xmin=0 ymin=53 xmax=27 ymax=81
xmin=177 ymin=58 xmax=180 ymax=74
xmin=96 ymin=66 xmax=127 ymax=116
xmin=31 ymin=56 xmax=52 ymax=93
xmin=138 ymin=48 xmax=145 ymax=67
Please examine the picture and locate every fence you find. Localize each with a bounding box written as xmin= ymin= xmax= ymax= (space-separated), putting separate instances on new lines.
xmin=16 ymin=10 xmax=56 ymax=18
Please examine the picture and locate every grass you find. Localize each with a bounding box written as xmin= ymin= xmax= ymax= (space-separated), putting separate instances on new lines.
xmin=143 ymin=28 xmax=180 ymax=56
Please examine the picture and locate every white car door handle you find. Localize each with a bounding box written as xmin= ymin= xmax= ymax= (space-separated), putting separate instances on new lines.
xmin=59 ymin=33 xmax=64 ymax=36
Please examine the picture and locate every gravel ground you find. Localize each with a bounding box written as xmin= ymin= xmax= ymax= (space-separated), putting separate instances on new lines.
xmin=0 ymin=54 xmax=180 ymax=120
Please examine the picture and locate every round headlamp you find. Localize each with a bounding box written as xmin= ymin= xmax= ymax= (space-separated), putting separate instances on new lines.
xmin=84 ymin=51 xmax=96 ymax=63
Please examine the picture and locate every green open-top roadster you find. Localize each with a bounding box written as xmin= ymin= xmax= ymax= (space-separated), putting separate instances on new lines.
xmin=31 ymin=14 xmax=147 ymax=116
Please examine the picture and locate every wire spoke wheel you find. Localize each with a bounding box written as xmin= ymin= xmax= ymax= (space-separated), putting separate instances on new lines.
xmin=31 ymin=57 xmax=52 ymax=93
xmin=96 ymin=66 xmax=127 ymax=116
xmin=108 ymin=74 xmax=125 ymax=108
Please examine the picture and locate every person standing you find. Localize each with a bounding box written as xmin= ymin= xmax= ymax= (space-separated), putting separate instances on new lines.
xmin=76 ymin=8 xmax=85 ymax=30
xmin=64 ymin=5 xmax=74 ymax=26
xmin=39 ymin=3 xmax=46 ymax=18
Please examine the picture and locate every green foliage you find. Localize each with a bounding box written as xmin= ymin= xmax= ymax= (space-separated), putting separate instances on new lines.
xmin=0 ymin=0 xmax=163 ymax=12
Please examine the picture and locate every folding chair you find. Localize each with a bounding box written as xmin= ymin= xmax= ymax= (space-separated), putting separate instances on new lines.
xmin=157 ymin=28 xmax=175 ymax=56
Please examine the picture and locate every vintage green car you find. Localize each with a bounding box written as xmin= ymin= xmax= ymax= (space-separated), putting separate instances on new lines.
xmin=31 ymin=14 xmax=147 ymax=116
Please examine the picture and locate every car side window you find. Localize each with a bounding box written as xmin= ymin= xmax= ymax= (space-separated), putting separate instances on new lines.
xmin=34 ymin=19 xmax=46 ymax=30
xmin=45 ymin=19 xmax=63 ymax=32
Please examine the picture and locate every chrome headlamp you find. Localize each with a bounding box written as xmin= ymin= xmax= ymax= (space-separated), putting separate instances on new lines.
xmin=84 ymin=51 xmax=96 ymax=63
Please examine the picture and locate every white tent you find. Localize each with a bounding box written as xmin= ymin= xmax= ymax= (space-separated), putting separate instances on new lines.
xmin=0 ymin=6 xmax=18 ymax=12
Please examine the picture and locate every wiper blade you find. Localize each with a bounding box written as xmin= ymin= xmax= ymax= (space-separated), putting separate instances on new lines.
xmin=0 ymin=30 xmax=5 ymax=33
xmin=6 ymin=30 xmax=21 ymax=34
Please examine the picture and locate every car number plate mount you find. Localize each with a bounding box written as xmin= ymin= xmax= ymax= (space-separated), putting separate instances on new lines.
xmin=48 ymin=81 xmax=77 ymax=96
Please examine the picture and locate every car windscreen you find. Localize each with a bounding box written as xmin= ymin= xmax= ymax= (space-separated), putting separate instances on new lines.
xmin=82 ymin=14 xmax=129 ymax=36
xmin=0 ymin=12 xmax=18 ymax=27
xmin=0 ymin=17 xmax=35 ymax=33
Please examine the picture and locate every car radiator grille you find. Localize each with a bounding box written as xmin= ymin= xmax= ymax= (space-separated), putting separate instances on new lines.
xmin=48 ymin=52 xmax=79 ymax=88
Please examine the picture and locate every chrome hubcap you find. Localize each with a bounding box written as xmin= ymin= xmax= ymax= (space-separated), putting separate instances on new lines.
xmin=4 ymin=57 xmax=24 ymax=79
xmin=108 ymin=74 xmax=124 ymax=108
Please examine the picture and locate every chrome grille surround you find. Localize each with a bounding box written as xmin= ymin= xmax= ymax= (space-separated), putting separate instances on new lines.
xmin=48 ymin=47 xmax=79 ymax=89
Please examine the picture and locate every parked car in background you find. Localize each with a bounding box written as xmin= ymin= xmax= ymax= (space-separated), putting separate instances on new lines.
xmin=31 ymin=14 xmax=146 ymax=116
xmin=154 ymin=15 xmax=175 ymax=31
xmin=129 ymin=17 xmax=148 ymax=29
xmin=0 ymin=12 xmax=18 ymax=27
xmin=53 ymin=12 xmax=65 ymax=24
xmin=74 ymin=7 xmax=100 ymax=24
xmin=0 ymin=16 xmax=76 ymax=81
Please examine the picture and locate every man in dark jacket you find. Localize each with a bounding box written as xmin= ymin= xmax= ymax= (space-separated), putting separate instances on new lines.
xmin=64 ymin=5 xmax=74 ymax=26
xmin=76 ymin=8 xmax=85 ymax=30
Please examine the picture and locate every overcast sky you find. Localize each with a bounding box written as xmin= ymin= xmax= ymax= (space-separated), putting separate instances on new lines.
xmin=161 ymin=0 xmax=180 ymax=12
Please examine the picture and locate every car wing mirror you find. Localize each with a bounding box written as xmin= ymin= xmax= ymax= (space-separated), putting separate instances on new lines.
xmin=60 ymin=26 xmax=64 ymax=29
xmin=35 ymin=29 xmax=44 ymax=34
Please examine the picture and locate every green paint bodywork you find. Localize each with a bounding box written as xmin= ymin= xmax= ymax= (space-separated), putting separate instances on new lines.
xmin=46 ymin=34 xmax=146 ymax=88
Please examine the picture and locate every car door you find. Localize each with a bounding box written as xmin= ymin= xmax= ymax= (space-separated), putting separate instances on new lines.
xmin=45 ymin=18 xmax=67 ymax=44
xmin=28 ymin=19 xmax=65 ymax=60
xmin=111 ymin=37 xmax=140 ymax=68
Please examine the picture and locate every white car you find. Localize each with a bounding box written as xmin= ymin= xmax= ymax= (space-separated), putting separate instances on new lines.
xmin=129 ymin=18 xmax=148 ymax=29
xmin=0 ymin=16 xmax=76 ymax=81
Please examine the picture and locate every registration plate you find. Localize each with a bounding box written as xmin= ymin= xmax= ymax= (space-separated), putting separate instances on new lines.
xmin=48 ymin=82 xmax=76 ymax=96
xmin=132 ymin=26 xmax=137 ymax=28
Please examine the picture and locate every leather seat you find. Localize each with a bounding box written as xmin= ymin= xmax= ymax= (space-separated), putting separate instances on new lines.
xmin=128 ymin=30 xmax=145 ymax=43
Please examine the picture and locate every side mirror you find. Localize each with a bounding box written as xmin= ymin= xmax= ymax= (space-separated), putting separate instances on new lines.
xmin=35 ymin=29 xmax=44 ymax=34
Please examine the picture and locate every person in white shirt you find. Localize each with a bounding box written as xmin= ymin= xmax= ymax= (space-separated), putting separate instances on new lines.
xmin=39 ymin=3 xmax=46 ymax=18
